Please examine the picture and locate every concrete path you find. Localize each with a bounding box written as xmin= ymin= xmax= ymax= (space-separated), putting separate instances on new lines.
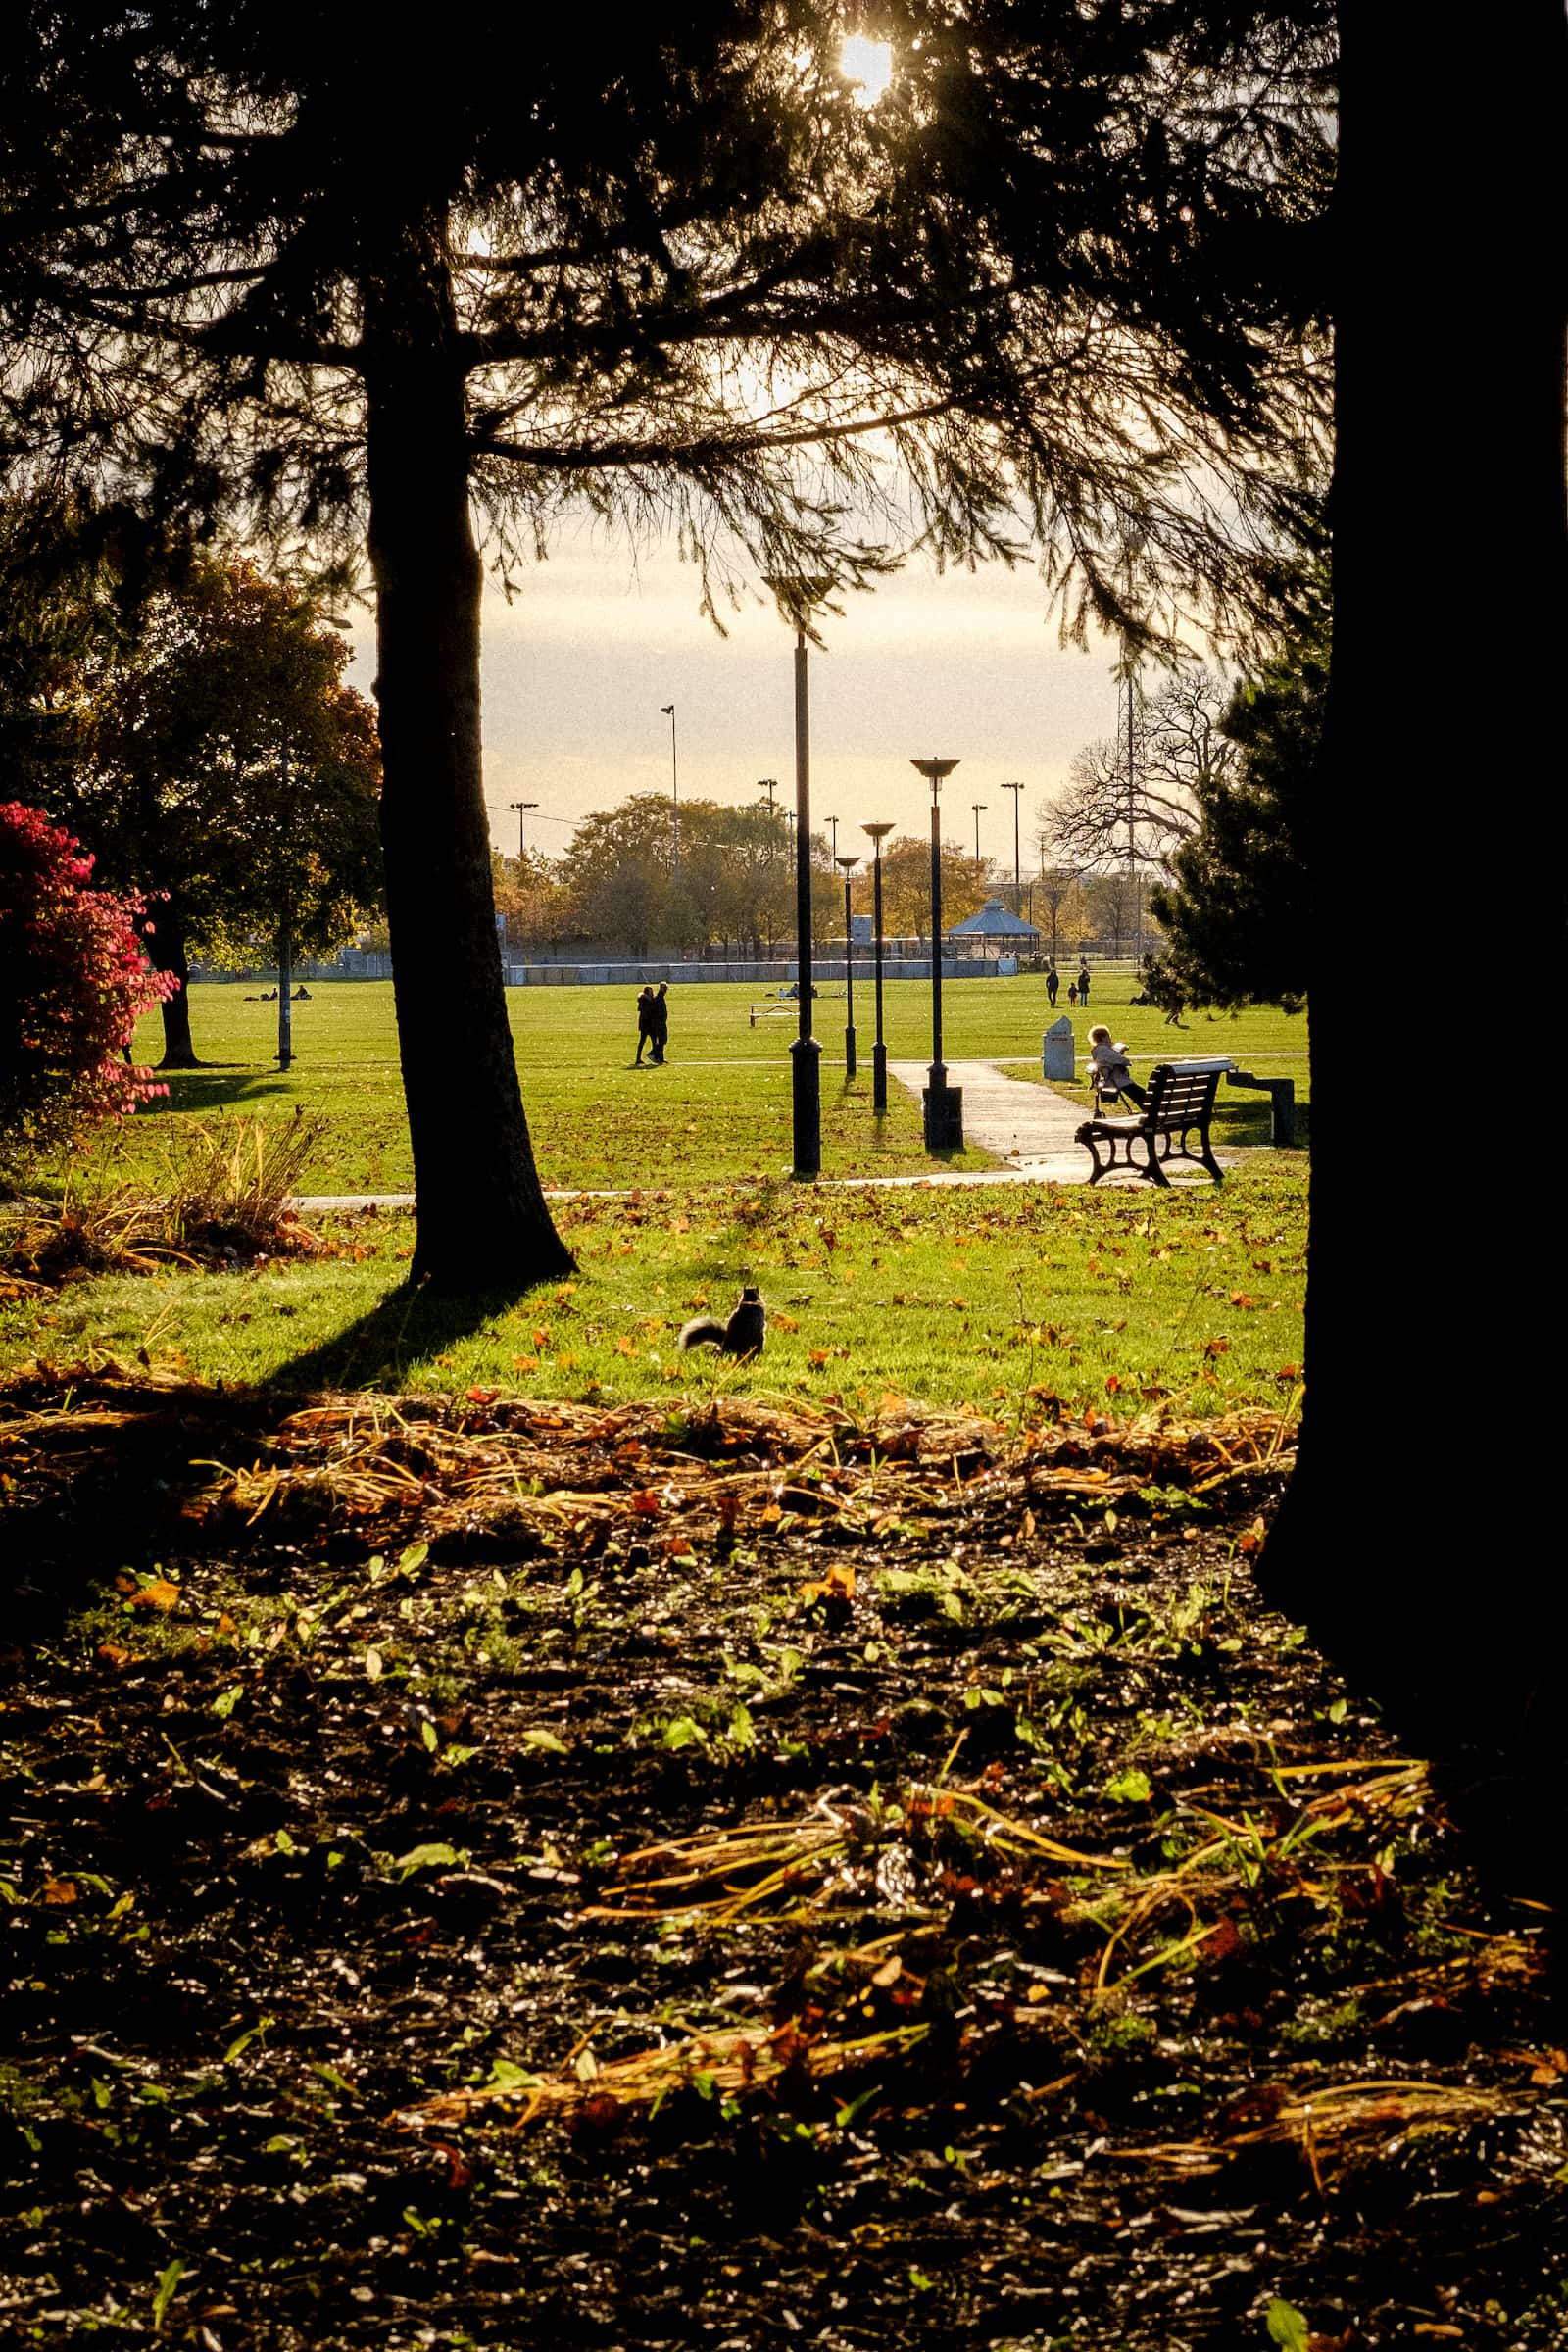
xmin=886 ymin=1057 xmax=1092 ymax=1182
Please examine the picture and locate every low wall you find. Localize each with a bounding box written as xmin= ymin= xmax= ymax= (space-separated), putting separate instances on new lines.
xmin=503 ymin=956 xmax=1012 ymax=988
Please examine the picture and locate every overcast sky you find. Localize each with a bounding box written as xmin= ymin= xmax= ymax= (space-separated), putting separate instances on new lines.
xmin=345 ymin=530 xmax=1132 ymax=875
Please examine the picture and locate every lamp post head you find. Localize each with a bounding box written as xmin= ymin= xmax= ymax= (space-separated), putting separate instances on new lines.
xmin=836 ymin=854 xmax=858 ymax=875
xmin=862 ymin=821 xmax=894 ymax=847
xmin=910 ymin=758 xmax=960 ymax=799
xmin=661 ymin=703 xmax=674 ymax=717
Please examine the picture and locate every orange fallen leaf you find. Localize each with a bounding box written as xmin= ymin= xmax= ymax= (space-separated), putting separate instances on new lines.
xmin=128 ymin=1578 xmax=180 ymax=1614
xmin=800 ymin=1560 xmax=856 ymax=1609
xmin=42 ymin=1879 xmax=77 ymax=1905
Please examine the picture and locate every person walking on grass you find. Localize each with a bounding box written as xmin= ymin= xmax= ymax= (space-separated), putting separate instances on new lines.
xmin=1046 ymin=962 xmax=1059 ymax=1007
xmin=1077 ymin=962 xmax=1092 ymax=1005
xmin=649 ymin=982 xmax=670 ymax=1065
xmin=634 ymin=985 xmax=656 ymax=1066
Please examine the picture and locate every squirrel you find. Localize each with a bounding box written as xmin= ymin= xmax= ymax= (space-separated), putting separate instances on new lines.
xmin=678 ymin=1286 xmax=765 ymax=1358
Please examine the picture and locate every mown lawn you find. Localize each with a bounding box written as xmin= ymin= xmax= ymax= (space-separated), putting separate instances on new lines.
xmin=3 ymin=1160 xmax=1306 ymax=1422
xmin=90 ymin=975 xmax=1307 ymax=1195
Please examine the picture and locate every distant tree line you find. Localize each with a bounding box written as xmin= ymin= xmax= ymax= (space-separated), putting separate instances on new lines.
xmin=487 ymin=798 xmax=1011 ymax=961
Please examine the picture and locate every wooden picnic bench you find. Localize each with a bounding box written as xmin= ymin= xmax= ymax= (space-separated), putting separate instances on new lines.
xmin=1075 ymin=1059 xmax=1227 ymax=1187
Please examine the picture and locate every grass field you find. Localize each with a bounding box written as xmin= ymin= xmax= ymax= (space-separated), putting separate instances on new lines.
xmin=99 ymin=974 xmax=1308 ymax=1196
xmin=2 ymin=973 xmax=1309 ymax=1420
xmin=6 ymin=1159 xmax=1307 ymax=1422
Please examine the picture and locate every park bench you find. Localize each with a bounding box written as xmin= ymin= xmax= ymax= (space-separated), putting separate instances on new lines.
xmin=1075 ymin=1058 xmax=1227 ymax=1187
xmin=748 ymin=985 xmax=842 ymax=1026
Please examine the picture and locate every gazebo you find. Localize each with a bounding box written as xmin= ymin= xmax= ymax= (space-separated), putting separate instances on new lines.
xmin=945 ymin=896 xmax=1042 ymax=964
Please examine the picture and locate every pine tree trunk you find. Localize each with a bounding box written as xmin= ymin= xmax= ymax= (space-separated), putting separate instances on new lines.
xmin=362 ymin=215 xmax=572 ymax=1290
xmin=145 ymin=897 xmax=200 ymax=1069
xmin=1260 ymin=7 xmax=1568 ymax=1868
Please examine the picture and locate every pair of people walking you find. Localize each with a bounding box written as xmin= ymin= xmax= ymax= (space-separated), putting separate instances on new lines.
xmin=1046 ymin=961 xmax=1091 ymax=1006
xmin=634 ymin=983 xmax=669 ymax=1066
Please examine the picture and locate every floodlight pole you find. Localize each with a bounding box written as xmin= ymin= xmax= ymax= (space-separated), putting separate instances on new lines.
xmin=912 ymin=758 xmax=962 ymax=1152
xmin=661 ymin=702 xmax=679 ymax=874
xmin=509 ymin=799 xmax=539 ymax=863
xmin=972 ymin=802 xmax=988 ymax=870
xmin=1001 ymin=781 xmax=1024 ymax=910
xmin=862 ymin=822 xmax=894 ymax=1112
xmin=837 ymin=856 xmax=858 ymax=1079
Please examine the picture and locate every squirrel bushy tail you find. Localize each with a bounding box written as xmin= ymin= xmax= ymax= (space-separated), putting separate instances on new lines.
xmin=678 ymin=1286 xmax=765 ymax=1358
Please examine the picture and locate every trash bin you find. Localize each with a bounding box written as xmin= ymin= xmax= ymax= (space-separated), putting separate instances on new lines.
xmin=922 ymin=1084 xmax=964 ymax=1151
xmin=1042 ymin=1016 xmax=1075 ymax=1082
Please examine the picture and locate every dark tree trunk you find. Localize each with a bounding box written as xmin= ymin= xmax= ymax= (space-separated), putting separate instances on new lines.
xmin=1260 ymin=6 xmax=1568 ymax=1886
xmin=363 ymin=215 xmax=572 ymax=1290
xmin=143 ymin=895 xmax=200 ymax=1068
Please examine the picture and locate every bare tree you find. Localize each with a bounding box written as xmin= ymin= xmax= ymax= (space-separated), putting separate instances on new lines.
xmin=1030 ymin=864 xmax=1085 ymax=963
xmin=1042 ymin=669 xmax=1236 ymax=876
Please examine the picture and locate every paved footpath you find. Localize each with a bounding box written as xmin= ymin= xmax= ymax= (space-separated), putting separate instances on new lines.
xmin=886 ymin=1057 xmax=1091 ymax=1183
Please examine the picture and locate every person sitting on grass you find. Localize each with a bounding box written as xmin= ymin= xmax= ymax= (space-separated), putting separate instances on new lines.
xmin=1087 ymin=1023 xmax=1147 ymax=1108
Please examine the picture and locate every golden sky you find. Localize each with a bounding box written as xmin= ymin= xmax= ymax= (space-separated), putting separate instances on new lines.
xmin=347 ymin=536 xmax=1127 ymax=871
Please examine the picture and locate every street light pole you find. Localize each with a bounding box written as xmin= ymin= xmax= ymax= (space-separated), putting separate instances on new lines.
xmin=971 ymin=802 xmax=988 ymax=871
xmin=276 ymin=740 xmax=293 ymax=1071
xmin=862 ymin=822 xmax=894 ymax=1112
xmin=661 ymin=702 xmax=679 ymax=874
xmin=1001 ymin=781 xmax=1023 ymax=910
xmin=825 ymin=813 xmax=839 ymax=861
xmin=837 ymin=855 xmax=858 ymax=1079
xmin=911 ymin=758 xmax=962 ymax=1152
xmin=765 ymin=575 xmax=833 ymax=1179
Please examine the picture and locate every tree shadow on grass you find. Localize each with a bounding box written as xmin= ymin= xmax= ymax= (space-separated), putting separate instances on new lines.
xmin=262 ymin=1273 xmax=531 ymax=1396
xmin=139 ymin=1069 xmax=296 ymax=1116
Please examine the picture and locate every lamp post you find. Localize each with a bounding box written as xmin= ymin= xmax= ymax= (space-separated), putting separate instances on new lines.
xmin=275 ymin=739 xmax=294 ymax=1071
xmin=836 ymin=855 xmax=858 ymax=1079
xmin=825 ymin=813 xmax=839 ymax=860
xmin=660 ymin=702 xmax=679 ymax=873
xmin=861 ymin=822 xmax=893 ymax=1111
xmin=764 ymin=574 xmax=833 ymax=1178
xmin=911 ymin=758 xmax=962 ymax=1152
xmin=971 ymin=802 xmax=988 ymax=870
xmin=1001 ymin=780 xmax=1023 ymax=911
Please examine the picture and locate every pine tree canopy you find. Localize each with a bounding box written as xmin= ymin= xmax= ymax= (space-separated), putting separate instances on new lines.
xmin=2 ymin=1 xmax=1333 ymax=643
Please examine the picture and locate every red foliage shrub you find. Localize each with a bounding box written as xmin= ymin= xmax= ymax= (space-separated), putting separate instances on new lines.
xmin=0 ymin=800 xmax=173 ymax=1163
